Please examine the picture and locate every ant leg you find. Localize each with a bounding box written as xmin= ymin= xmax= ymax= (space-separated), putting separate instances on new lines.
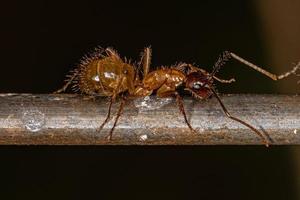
xmin=99 ymin=76 xmax=125 ymax=136
xmin=213 ymin=76 xmax=236 ymax=84
xmin=174 ymin=92 xmax=198 ymax=134
xmin=139 ymin=47 xmax=152 ymax=77
xmin=210 ymin=88 xmax=269 ymax=147
xmin=53 ymin=70 xmax=79 ymax=94
xmin=156 ymin=84 xmax=197 ymax=134
xmin=98 ymin=96 xmax=115 ymax=133
xmin=107 ymin=95 xmax=127 ymax=140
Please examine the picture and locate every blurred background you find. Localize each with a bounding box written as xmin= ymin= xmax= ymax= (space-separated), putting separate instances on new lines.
xmin=0 ymin=0 xmax=300 ymax=199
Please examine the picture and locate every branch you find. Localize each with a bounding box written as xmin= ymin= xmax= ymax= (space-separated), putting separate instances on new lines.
xmin=0 ymin=94 xmax=299 ymax=145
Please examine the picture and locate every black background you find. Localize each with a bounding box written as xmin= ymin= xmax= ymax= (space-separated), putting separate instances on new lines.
xmin=0 ymin=1 xmax=299 ymax=199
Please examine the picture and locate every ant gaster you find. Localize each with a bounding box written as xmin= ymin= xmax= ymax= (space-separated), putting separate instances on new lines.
xmin=54 ymin=47 xmax=142 ymax=138
xmin=55 ymin=47 xmax=300 ymax=146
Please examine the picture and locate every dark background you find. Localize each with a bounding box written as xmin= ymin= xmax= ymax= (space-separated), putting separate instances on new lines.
xmin=0 ymin=1 xmax=300 ymax=199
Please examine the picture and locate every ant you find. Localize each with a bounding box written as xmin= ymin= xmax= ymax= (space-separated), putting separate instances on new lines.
xmin=55 ymin=47 xmax=300 ymax=146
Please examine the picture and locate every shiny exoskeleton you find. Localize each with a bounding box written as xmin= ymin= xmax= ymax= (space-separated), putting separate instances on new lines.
xmin=55 ymin=48 xmax=137 ymax=96
xmin=55 ymin=47 xmax=144 ymax=139
xmin=55 ymin=47 xmax=300 ymax=146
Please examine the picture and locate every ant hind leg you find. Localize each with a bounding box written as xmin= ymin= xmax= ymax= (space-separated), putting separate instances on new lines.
xmin=107 ymin=95 xmax=127 ymax=140
xmin=98 ymin=96 xmax=115 ymax=133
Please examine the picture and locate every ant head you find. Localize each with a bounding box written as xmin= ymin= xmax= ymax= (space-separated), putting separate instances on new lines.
xmin=185 ymin=71 xmax=213 ymax=99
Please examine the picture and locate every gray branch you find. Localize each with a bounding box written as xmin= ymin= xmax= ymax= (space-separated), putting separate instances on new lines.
xmin=0 ymin=93 xmax=299 ymax=145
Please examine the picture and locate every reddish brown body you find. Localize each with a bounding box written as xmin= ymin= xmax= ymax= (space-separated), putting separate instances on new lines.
xmin=54 ymin=48 xmax=138 ymax=98
xmin=76 ymin=48 xmax=137 ymax=97
xmin=55 ymin=47 xmax=300 ymax=146
xmin=134 ymin=68 xmax=186 ymax=97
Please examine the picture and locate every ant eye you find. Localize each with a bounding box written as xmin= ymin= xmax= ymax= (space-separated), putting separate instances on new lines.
xmin=193 ymin=81 xmax=203 ymax=90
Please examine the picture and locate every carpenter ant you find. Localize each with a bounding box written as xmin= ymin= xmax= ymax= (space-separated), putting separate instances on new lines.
xmin=55 ymin=47 xmax=300 ymax=146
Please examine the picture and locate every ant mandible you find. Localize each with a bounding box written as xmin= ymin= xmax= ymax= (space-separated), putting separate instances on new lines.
xmin=55 ymin=47 xmax=300 ymax=146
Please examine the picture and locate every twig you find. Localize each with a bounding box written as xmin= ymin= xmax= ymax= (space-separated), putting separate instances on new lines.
xmin=0 ymin=93 xmax=299 ymax=145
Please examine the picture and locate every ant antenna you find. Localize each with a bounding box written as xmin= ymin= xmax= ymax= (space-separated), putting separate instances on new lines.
xmin=209 ymin=87 xmax=269 ymax=147
xmin=210 ymin=51 xmax=232 ymax=78
xmin=230 ymin=53 xmax=284 ymax=80
xmin=210 ymin=51 xmax=300 ymax=81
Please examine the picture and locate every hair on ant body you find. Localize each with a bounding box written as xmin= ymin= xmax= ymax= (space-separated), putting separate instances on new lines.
xmin=55 ymin=47 xmax=300 ymax=146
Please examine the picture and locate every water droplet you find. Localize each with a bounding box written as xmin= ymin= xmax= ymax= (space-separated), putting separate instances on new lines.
xmin=50 ymin=96 xmax=63 ymax=101
xmin=139 ymin=134 xmax=148 ymax=141
xmin=22 ymin=109 xmax=45 ymax=132
xmin=134 ymin=96 xmax=173 ymax=111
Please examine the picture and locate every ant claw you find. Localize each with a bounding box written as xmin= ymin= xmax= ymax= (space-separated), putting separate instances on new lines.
xmin=188 ymin=127 xmax=198 ymax=135
xmin=106 ymin=134 xmax=112 ymax=141
xmin=105 ymin=130 xmax=114 ymax=141
xmin=263 ymin=139 xmax=270 ymax=147
xmin=265 ymin=143 xmax=269 ymax=148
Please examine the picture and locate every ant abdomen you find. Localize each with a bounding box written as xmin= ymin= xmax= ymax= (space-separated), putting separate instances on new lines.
xmin=78 ymin=56 xmax=136 ymax=96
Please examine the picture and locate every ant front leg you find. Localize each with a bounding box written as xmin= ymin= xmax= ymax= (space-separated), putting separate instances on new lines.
xmin=210 ymin=88 xmax=269 ymax=147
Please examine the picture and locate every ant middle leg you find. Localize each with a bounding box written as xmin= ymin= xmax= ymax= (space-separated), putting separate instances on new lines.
xmin=158 ymin=85 xmax=197 ymax=134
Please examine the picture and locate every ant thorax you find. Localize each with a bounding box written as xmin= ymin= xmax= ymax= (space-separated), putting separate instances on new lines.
xmin=133 ymin=68 xmax=186 ymax=97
